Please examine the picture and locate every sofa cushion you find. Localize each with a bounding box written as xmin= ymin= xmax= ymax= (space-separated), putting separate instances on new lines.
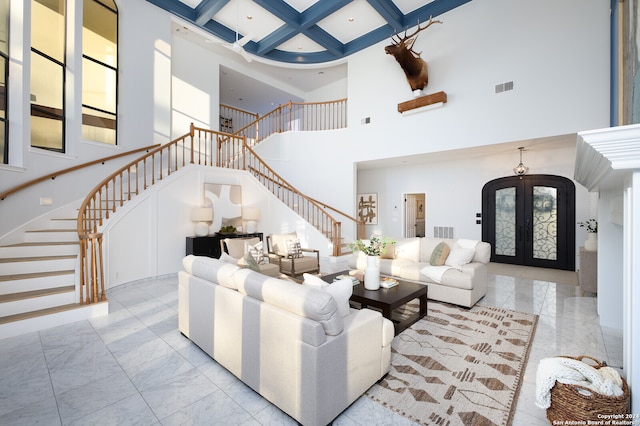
xmin=394 ymin=238 xmax=421 ymax=263
xmin=183 ymin=255 xmax=240 ymax=290
xmin=445 ymin=246 xmax=475 ymax=270
xmin=236 ymin=270 xmax=344 ymax=336
xmin=429 ymin=241 xmax=450 ymax=266
xmin=420 ymin=238 xmax=445 ymax=262
xmin=378 ymin=258 xmax=414 ymax=277
xmin=224 ymin=237 xmax=260 ymax=259
xmin=473 ymin=241 xmax=491 ymax=264
xmin=303 ymin=273 xmax=352 ymax=317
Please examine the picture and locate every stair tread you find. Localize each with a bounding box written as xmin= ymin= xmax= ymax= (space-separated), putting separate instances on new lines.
xmin=1 ymin=241 xmax=78 ymax=247
xmin=25 ymin=229 xmax=76 ymax=233
xmin=0 ymin=285 xmax=75 ymax=303
xmin=0 ymin=255 xmax=77 ymax=263
xmin=0 ymin=270 xmax=75 ymax=282
xmin=0 ymin=302 xmax=98 ymax=325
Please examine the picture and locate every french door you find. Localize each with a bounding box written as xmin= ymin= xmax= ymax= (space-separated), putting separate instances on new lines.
xmin=482 ymin=175 xmax=575 ymax=270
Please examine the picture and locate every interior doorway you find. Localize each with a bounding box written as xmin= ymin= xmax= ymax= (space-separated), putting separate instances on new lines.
xmin=405 ymin=193 xmax=425 ymax=237
xmin=482 ymin=175 xmax=575 ymax=271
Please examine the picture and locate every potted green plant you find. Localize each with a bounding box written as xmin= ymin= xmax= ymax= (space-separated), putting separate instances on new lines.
xmin=578 ymin=219 xmax=597 ymax=251
xmin=348 ymin=236 xmax=394 ymax=290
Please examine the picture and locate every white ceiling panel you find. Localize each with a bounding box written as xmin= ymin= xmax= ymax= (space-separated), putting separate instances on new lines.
xmin=317 ymin=0 xmax=387 ymax=44
xmin=277 ymin=33 xmax=325 ymax=53
xmin=215 ymin=0 xmax=284 ymax=40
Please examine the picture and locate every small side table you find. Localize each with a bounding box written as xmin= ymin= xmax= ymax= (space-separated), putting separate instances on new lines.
xmin=578 ymin=246 xmax=597 ymax=295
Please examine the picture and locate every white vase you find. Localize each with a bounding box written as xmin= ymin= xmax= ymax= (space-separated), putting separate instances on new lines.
xmin=584 ymin=233 xmax=598 ymax=251
xmin=364 ymin=255 xmax=380 ymax=290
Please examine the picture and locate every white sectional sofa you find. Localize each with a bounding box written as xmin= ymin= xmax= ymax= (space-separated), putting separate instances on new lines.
xmin=178 ymin=255 xmax=394 ymax=426
xmin=348 ymin=237 xmax=491 ymax=308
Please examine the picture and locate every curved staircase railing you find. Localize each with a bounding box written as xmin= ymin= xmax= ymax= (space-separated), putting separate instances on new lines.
xmin=0 ymin=144 xmax=160 ymax=201
xmin=230 ymin=98 xmax=347 ymax=143
xmin=78 ymin=99 xmax=361 ymax=305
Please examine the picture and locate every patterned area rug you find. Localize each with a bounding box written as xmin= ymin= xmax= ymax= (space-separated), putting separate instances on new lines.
xmin=367 ymin=302 xmax=538 ymax=426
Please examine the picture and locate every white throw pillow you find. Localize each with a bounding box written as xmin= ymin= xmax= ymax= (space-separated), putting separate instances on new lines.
xmin=303 ymin=273 xmax=352 ymax=317
xmin=445 ymin=246 xmax=475 ymax=270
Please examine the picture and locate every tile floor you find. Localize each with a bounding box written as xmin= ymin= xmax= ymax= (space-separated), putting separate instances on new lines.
xmin=0 ymin=261 xmax=622 ymax=425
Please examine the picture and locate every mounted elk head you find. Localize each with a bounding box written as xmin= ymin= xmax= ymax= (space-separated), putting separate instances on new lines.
xmin=385 ymin=16 xmax=442 ymax=91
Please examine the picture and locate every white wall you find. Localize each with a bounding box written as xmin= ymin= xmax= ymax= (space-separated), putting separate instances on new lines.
xmin=102 ymin=165 xmax=332 ymax=287
xmin=356 ymin=140 xmax=591 ymax=245
xmin=0 ymin=0 xmax=172 ymax=237
xmin=346 ymin=0 xmax=609 ymax=161
xmin=171 ymin=35 xmax=220 ymax=136
xmin=597 ymin=189 xmax=625 ymax=328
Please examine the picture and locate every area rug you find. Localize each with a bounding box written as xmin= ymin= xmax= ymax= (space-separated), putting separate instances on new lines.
xmin=366 ymin=302 xmax=538 ymax=426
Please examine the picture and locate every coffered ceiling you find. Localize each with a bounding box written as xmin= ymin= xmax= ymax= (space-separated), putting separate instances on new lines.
xmin=146 ymin=0 xmax=472 ymax=64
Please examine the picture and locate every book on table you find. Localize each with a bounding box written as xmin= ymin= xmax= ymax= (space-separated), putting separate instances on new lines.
xmin=380 ymin=277 xmax=398 ymax=288
xmin=333 ymin=274 xmax=360 ymax=286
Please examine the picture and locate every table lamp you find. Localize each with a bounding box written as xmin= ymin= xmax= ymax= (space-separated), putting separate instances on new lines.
xmin=192 ymin=207 xmax=213 ymax=237
xmin=243 ymin=208 xmax=260 ymax=233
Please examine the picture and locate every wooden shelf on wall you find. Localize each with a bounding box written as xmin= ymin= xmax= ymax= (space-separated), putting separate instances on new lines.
xmin=397 ymin=91 xmax=447 ymax=113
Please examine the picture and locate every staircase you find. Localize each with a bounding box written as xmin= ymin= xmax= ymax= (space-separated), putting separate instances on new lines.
xmin=0 ymin=203 xmax=108 ymax=339
xmin=0 ymin=99 xmax=356 ymax=339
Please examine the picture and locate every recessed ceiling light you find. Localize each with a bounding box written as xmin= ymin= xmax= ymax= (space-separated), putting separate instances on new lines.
xmin=298 ymin=45 xmax=303 ymax=50
xmin=348 ymin=17 xmax=355 ymax=22
xmin=246 ymin=15 xmax=252 ymax=20
xmin=318 ymin=71 xmax=324 ymax=75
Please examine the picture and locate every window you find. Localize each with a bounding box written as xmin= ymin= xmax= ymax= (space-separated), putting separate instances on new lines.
xmin=82 ymin=0 xmax=117 ymax=144
xmin=30 ymin=0 xmax=65 ymax=152
xmin=0 ymin=0 xmax=8 ymax=164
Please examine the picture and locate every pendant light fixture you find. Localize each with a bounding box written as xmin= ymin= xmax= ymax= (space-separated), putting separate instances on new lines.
xmin=513 ymin=146 xmax=529 ymax=176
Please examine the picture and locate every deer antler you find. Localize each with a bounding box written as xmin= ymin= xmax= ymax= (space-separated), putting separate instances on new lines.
xmin=396 ymin=15 xmax=443 ymax=44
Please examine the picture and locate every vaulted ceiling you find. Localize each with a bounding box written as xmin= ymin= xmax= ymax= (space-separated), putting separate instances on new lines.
xmin=146 ymin=0 xmax=472 ymax=64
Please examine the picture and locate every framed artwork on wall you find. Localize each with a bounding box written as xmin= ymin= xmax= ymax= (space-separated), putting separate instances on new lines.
xmin=357 ymin=193 xmax=378 ymax=225
xmin=417 ymin=200 xmax=425 ymax=219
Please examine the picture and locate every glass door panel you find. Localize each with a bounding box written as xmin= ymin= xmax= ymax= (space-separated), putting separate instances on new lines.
xmin=495 ymin=187 xmax=516 ymax=256
xmin=532 ymin=186 xmax=557 ymax=261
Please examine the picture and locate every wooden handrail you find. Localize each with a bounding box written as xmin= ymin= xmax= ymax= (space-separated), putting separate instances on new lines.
xmin=0 ymin=144 xmax=160 ymax=200
xmin=77 ymin=127 xmax=245 ymax=303
xmin=231 ymin=98 xmax=348 ymax=143
xmin=249 ymin=166 xmax=362 ymax=227
xmin=76 ymin=99 xmax=357 ymax=305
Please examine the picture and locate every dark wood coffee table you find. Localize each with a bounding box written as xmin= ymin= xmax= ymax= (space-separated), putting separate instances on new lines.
xmin=322 ymin=270 xmax=427 ymax=334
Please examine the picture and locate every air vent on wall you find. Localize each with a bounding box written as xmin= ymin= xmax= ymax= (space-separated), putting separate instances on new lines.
xmin=495 ymin=81 xmax=514 ymax=94
xmin=434 ymin=226 xmax=454 ymax=238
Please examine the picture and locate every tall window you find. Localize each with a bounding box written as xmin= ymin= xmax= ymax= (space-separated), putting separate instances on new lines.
xmin=82 ymin=0 xmax=117 ymax=144
xmin=31 ymin=0 xmax=65 ymax=152
xmin=0 ymin=0 xmax=8 ymax=163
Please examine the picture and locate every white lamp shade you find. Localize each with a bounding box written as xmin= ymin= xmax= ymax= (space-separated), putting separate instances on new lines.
xmin=191 ymin=207 xmax=213 ymax=222
xmin=243 ymin=207 xmax=260 ymax=221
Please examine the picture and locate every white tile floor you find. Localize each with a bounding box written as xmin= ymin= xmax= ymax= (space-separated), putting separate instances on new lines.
xmin=0 ymin=261 xmax=622 ymax=425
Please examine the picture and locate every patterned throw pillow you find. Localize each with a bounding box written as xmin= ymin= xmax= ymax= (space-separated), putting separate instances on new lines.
xmin=430 ymin=241 xmax=450 ymax=266
xmin=287 ymin=239 xmax=303 ymax=258
xmin=245 ymin=241 xmax=264 ymax=264
xmin=379 ymin=242 xmax=396 ymax=259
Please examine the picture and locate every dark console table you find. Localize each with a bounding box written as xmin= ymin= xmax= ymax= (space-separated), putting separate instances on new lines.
xmin=186 ymin=232 xmax=263 ymax=258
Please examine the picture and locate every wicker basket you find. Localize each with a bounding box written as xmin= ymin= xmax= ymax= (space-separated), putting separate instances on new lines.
xmin=546 ymin=356 xmax=630 ymax=423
